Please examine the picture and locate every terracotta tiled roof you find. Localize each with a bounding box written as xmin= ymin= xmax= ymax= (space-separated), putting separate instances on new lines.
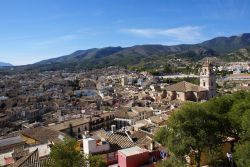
xmin=106 ymin=132 xmax=134 ymax=150
xmin=131 ymin=106 xmax=153 ymax=113
xmin=130 ymin=130 xmax=155 ymax=149
xmin=49 ymin=117 xmax=90 ymax=132
xmin=149 ymin=115 xmax=168 ymax=124
xmin=92 ymin=129 xmax=158 ymax=151
xmin=21 ymin=127 xmax=60 ymax=144
xmin=165 ymin=81 xmax=207 ymax=92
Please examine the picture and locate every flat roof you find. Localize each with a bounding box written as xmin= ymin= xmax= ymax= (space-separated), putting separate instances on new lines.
xmin=229 ymin=74 xmax=250 ymax=78
xmin=119 ymin=146 xmax=148 ymax=157
xmin=0 ymin=136 xmax=24 ymax=147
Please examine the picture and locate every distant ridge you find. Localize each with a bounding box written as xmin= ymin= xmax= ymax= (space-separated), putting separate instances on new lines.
xmin=199 ymin=33 xmax=250 ymax=53
xmin=3 ymin=33 xmax=250 ymax=72
xmin=0 ymin=62 xmax=12 ymax=67
xmin=36 ymin=46 xmax=124 ymax=65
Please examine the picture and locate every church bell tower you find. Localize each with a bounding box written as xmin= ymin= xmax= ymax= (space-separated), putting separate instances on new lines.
xmin=200 ymin=60 xmax=216 ymax=99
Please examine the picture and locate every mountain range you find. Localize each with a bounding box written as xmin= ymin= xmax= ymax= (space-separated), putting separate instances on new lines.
xmin=3 ymin=33 xmax=250 ymax=72
xmin=0 ymin=62 xmax=12 ymax=67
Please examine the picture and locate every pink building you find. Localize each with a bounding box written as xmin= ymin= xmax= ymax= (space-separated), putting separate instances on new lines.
xmin=118 ymin=146 xmax=154 ymax=167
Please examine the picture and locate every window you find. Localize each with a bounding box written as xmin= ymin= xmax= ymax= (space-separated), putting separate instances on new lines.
xmin=204 ymin=69 xmax=207 ymax=75
xmin=203 ymin=82 xmax=206 ymax=87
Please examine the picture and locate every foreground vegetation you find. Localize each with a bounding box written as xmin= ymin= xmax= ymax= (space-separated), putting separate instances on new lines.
xmin=155 ymin=91 xmax=250 ymax=167
xmin=45 ymin=138 xmax=106 ymax=167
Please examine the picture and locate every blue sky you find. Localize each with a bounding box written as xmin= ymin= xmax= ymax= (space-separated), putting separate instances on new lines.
xmin=0 ymin=0 xmax=250 ymax=65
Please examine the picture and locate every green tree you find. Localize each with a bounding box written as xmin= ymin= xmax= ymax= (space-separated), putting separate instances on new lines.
xmin=156 ymin=156 xmax=185 ymax=167
xmin=157 ymin=103 xmax=229 ymax=167
xmin=240 ymin=110 xmax=250 ymax=140
xmin=233 ymin=108 xmax=250 ymax=166
xmin=155 ymin=91 xmax=250 ymax=167
xmin=88 ymin=155 xmax=106 ymax=167
xmin=154 ymin=126 xmax=168 ymax=146
xmin=163 ymin=65 xmax=172 ymax=74
xmin=234 ymin=141 xmax=250 ymax=167
xmin=46 ymin=138 xmax=82 ymax=167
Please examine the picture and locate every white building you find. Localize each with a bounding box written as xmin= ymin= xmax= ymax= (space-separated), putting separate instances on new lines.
xmin=83 ymin=137 xmax=110 ymax=154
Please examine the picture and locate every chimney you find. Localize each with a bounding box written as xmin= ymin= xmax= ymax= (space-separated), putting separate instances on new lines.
xmin=111 ymin=125 xmax=116 ymax=133
xmin=150 ymin=141 xmax=155 ymax=151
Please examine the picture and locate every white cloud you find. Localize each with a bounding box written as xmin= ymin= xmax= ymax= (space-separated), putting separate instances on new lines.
xmin=121 ymin=26 xmax=204 ymax=43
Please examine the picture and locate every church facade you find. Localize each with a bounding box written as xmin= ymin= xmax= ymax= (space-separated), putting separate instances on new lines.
xmin=165 ymin=61 xmax=216 ymax=102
